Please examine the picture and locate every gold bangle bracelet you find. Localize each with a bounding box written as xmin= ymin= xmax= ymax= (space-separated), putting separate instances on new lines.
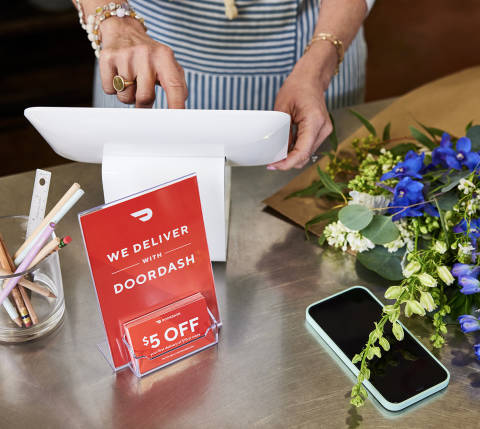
xmin=304 ymin=32 xmax=344 ymax=75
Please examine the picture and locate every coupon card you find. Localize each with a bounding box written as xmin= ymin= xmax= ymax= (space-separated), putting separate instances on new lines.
xmin=123 ymin=292 xmax=218 ymax=375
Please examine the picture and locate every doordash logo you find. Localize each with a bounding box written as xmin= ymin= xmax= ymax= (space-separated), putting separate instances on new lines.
xmin=130 ymin=208 xmax=153 ymax=222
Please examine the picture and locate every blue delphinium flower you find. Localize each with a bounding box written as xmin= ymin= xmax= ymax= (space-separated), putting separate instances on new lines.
xmin=453 ymin=219 xmax=480 ymax=240
xmin=381 ymin=151 xmax=425 ymax=181
xmin=451 ymin=263 xmax=480 ymax=294
xmin=432 ymin=133 xmax=454 ymax=166
xmin=458 ymin=315 xmax=480 ymax=333
xmin=432 ymin=133 xmax=480 ymax=171
xmin=452 ymin=263 xmax=480 ymax=278
xmin=474 ymin=344 xmax=480 ymax=360
xmin=387 ymin=177 xmax=425 ymax=221
xmin=458 ymin=276 xmax=480 ymax=294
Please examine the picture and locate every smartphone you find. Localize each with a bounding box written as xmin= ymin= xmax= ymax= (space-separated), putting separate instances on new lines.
xmin=306 ymin=286 xmax=450 ymax=411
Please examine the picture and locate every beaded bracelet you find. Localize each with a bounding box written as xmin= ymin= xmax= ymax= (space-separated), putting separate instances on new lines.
xmin=74 ymin=1 xmax=147 ymax=58
xmin=304 ymin=33 xmax=344 ymax=75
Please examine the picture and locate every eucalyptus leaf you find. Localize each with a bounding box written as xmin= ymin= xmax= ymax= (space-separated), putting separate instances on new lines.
xmin=357 ymin=247 xmax=405 ymax=281
xmin=435 ymin=191 xmax=457 ymax=211
xmin=409 ymin=126 xmax=436 ymax=150
xmin=466 ymin=121 xmax=474 ymax=133
xmin=339 ymin=205 xmax=373 ymax=231
xmin=361 ymin=215 xmax=400 ymax=245
xmin=349 ymin=109 xmax=377 ymax=136
xmin=382 ymin=122 xmax=391 ymax=141
xmin=467 ymin=125 xmax=480 ymax=151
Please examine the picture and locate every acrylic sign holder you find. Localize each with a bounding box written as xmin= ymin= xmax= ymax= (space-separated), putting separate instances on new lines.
xmin=79 ymin=174 xmax=221 ymax=377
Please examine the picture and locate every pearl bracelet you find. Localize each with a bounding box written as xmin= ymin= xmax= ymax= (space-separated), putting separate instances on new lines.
xmin=74 ymin=1 xmax=147 ymax=58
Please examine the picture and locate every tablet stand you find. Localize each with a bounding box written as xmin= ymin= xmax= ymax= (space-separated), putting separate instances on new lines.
xmin=102 ymin=142 xmax=229 ymax=261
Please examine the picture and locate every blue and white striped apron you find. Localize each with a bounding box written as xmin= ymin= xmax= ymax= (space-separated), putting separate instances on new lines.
xmin=94 ymin=0 xmax=371 ymax=111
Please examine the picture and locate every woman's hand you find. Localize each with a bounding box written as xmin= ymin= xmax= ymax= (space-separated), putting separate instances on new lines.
xmin=268 ymin=42 xmax=337 ymax=170
xmin=98 ymin=17 xmax=188 ymax=108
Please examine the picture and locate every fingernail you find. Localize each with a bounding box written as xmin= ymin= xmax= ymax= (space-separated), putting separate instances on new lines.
xmin=267 ymin=166 xmax=277 ymax=170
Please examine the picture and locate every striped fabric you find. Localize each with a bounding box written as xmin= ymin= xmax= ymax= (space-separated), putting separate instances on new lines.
xmin=94 ymin=0 xmax=371 ymax=111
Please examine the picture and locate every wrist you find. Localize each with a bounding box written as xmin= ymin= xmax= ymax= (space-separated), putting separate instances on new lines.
xmin=100 ymin=16 xmax=146 ymax=44
xmin=297 ymin=43 xmax=338 ymax=91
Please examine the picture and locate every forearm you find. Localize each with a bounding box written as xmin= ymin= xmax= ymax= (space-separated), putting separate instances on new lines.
xmin=301 ymin=0 xmax=368 ymax=89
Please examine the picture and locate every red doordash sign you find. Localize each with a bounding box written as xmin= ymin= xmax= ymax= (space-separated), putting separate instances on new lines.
xmin=79 ymin=174 xmax=220 ymax=370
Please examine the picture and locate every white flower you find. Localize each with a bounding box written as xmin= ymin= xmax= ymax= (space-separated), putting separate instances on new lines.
xmin=324 ymin=221 xmax=349 ymax=251
xmin=346 ymin=232 xmax=375 ymax=253
xmin=383 ymin=219 xmax=414 ymax=253
xmin=324 ymin=220 xmax=374 ymax=253
xmin=459 ymin=242 xmax=475 ymax=256
xmin=348 ymin=191 xmax=392 ymax=213
xmin=458 ymin=178 xmax=476 ymax=194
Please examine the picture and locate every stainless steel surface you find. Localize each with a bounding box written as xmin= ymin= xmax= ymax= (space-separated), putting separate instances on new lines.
xmin=1 ymin=100 xmax=477 ymax=428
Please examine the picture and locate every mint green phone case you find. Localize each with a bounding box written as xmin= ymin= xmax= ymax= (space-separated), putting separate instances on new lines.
xmin=305 ymin=285 xmax=450 ymax=412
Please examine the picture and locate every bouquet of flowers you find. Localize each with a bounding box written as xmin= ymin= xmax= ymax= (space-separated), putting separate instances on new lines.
xmin=291 ymin=111 xmax=480 ymax=407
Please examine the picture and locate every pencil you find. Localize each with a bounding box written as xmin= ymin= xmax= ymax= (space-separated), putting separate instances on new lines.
xmin=0 ymin=280 xmax=22 ymax=327
xmin=2 ymin=240 xmax=38 ymax=325
xmin=14 ymin=183 xmax=80 ymax=261
xmin=0 ymin=223 xmax=55 ymax=306
xmin=0 ymin=269 xmax=57 ymax=298
xmin=28 ymin=236 xmax=72 ymax=269
xmin=0 ymin=236 xmax=31 ymax=327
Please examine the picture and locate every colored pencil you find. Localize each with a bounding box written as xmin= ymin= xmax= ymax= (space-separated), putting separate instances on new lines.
xmin=0 ymin=236 xmax=31 ymax=327
xmin=2 ymin=239 xmax=38 ymax=325
xmin=0 ymin=223 xmax=55 ymax=306
xmin=28 ymin=236 xmax=72 ymax=269
xmin=0 ymin=269 xmax=57 ymax=298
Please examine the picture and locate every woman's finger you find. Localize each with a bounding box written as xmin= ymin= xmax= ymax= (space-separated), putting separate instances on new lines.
xmin=98 ymin=49 xmax=117 ymax=95
xmin=154 ymin=47 xmax=188 ymax=109
xmin=135 ymin=65 xmax=156 ymax=108
xmin=114 ymin=56 xmax=136 ymax=105
xmin=270 ymin=116 xmax=321 ymax=170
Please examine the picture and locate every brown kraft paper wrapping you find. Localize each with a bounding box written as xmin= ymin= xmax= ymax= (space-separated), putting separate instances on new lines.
xmin=264 ymin=66 xmax=480 ymax=235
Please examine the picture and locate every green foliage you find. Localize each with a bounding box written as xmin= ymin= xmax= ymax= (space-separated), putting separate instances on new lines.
xmin=390 ymin=143 xmax=420 ymax=158
xmin=338 ymin=205 xmax=373 ymax=231
xmin=417 ymin=121 xmax=446 ymax=140
xmin=356 ymin=247 xmax=405 ymax=281
xmin=349 ymin=109 xmax=377 ymax=136
xmin=467 ymin=125 xmax=480 ymax=151
xmin=316 ymin=166 xmax=347 ymax=202
xmin=304 ymin=209 xmax=340 ymax=239
xmin=361 ymin=215 xmax=400 ymax=245
xmin=286 ymin=180 xmax=323 ymax=199
xmin=440 ymin=170 xmax=472 ymax=193
xmin=434 ymin=191 xmax=457 ymax=211
xmin=328 ymin=112 xmax=338 ymax=152
xmin=409 ymin=126 xmax=436 ymax=150
xmin=382 ymin=122 xmax=391 ymax=141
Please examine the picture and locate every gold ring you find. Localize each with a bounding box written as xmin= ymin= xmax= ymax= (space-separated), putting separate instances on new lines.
xmin=113 ymin=75 xmax=135 ymax=92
